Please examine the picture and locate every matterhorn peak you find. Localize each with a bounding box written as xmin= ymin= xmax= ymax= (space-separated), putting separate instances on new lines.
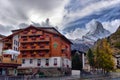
xmin=83 ymin=20 xmax=110 ymax=41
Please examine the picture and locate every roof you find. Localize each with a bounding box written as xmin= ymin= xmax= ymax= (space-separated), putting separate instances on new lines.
xmin=0 ymin=34 xmax=6 ymax=38
xmin=0 ymin=34 xmax=6 ymax=41
xmin=3 ymin=25 xmax=72 ymax=44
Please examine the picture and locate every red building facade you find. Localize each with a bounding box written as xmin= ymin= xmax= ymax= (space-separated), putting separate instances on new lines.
xmin=2 ymin=25 xmax=72 ymax=76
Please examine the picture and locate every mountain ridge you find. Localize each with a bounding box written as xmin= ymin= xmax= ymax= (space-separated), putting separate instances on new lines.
xmin=71 ymin=21 xmax=111 ymax=52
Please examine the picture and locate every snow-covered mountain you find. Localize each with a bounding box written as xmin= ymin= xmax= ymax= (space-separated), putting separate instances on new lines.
xmin=71 ymin=21 xmax=111 ymax=52
xmin=82 ymin=21 xmax=110 ymax=42
xmin=63 ymin=1 xmax=120 ymax=52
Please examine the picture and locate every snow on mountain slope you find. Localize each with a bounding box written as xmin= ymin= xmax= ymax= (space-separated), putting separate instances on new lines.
xmin=82 ymin=20 xmax=110 ymax=41
xmin=70 ymin=20 xmax=110 ymax=52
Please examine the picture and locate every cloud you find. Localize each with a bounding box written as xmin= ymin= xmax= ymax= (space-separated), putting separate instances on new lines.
xmin=0 ymin=0 xmax=28 ymax=26
xmin=0 ymin=0 xmax=69 ymax=27
xmin=0 ymin=0 xmax=120 ymax=37
xmin=0 ymin=24 xmax=15 ymax=35
xmin=65 ymin=20 xmax=99 ymax=40
xmin=11 ymin=0 xmax=69 ymax=26
xmin=65 ymin=19 xmax=120 ymax=40
xmin=102 ymin=19 xmax=120 ymax=33
xmin=63 ymin=0 xmax=120 ymax=26
xmin=65 ymin=28 xmax=88 ymax=40
xmin=18 ymin=18 xmax=53 ymax=29
xmin=0 ymin=0 xmax=69 ymax=35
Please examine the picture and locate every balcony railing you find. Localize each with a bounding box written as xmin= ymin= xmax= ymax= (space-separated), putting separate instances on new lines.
xmin=61 ymin=54 xmax=66 ymax=57
xmin=61 ymin=45 xmax=66 ymax=50
xmin=4 ymin=40 xmax=12 ymax=44
xmin=19 ymin=45 xmax=50 ymax=51
xmin=3 ymin=46 xmax=12 ymax=50
xmin=20 ymin=31 xmax=43 ymax=36
xmin=2 ymin=57 xmax=21 ymax=64
xmin=20 ymin=37 xmax=50 ymax=43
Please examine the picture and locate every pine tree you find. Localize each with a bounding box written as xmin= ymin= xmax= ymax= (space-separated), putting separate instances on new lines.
xmin=72 ymin=51 xmax=82 ymax=70
xmin=87 ymin=49 xmax=95 ymax=69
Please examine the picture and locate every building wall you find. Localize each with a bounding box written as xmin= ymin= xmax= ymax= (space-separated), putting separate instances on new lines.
xmin=21 ymin=57 xmax=71 ymax=68
xmin=60 ymin=38 xmax=71 ymax=59
xmin=3 ymin=26 xmax=71 ymax=69
xmin=0 ymin=41 xmax=3 ymax=54
xmin=44 ymin=31 xmax=71 ymax=59
xmin=12 ymin=35 xmax=19 ymax=51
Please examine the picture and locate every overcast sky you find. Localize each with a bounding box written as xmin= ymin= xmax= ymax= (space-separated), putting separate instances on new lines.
xmin=0 ymin=0 xmax=120 ymax=36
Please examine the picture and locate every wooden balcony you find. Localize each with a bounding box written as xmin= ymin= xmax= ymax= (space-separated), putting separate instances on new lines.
xmin=34 ymin=52 xmax=50 ymax=58
xmin=19 ymin=45 xmax=50 ymax=51
xmin=4 ymin=40 xmax=12 ymax=44
xmin=2 ymin=57 xmax=21 ymax=64
xmin=20 ymin=37 xmax=50 ymax=43
xmin=28 ymin=31 xmax=43 ymax=35
xmin=20 ymin=31 xmax=43 ymax=36
xmin=3 ymin=46 xmax=12 ymax=50
xmin=61 ymin=54 xmax=66 ymax=57
xmin=17 ymin=58 xmax=22 ymax=64
xmin=61 ymin=45 xmax=66 ymax=50
xmin=44 ymin=54 xmax=50 ymax=58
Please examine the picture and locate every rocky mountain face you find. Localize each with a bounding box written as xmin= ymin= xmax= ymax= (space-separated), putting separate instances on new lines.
xmin=93 ymin=26 xmax=120 ymax=54
xmin=107 ymin=26 xmax=120 ymax=54
xmin=82 ymin=21 xmax=110 ymax=41
xmin=71 ymin=39 xmax=90 ymax=52
xmin=71 ymin=21 xmax=111 ymax=52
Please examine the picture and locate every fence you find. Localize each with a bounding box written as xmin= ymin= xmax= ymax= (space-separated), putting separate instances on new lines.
xmin=80 ymin=72 xmax=120 ymax=80
xmin=0 ymin=75 xmax=80 ymax=80
xmin=1 ymin=73 xmax=120 ymax=80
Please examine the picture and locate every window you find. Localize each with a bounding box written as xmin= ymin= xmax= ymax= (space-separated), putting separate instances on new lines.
xmin=32 ymin=29 xmax=36 ymax=33
xmin=66 ymin=60 xmax=69 ymax=67
xmin=18 ymin=42 xmax=19 ymax=46
xmin=54 ymin=58 xmax=57 ymax=66
xmin=40 ymin=36 xmax=44 ymax=39
xmin=14 ymin=40 xmax=16 ymax=45
xmin=46 ymin=35 xmax=49 ymax=38
xmin=46 ymin=59 xmax=49 ymax=66
xmin=54 ymin=35 xmax=58 ymax=38
xmin=40 ymin=46 xmax=44 ymax=48
xmin=14 ymin=47 xmax=16 ymax=50
xmin=16 ymin=41 xmax=18 ymax=46
xmin=46 ymin=42 xmax=49 ymax=45
xmin=22 ymin=59 xmax=25 ymax=64
xmin=15 ymin=48 xmax=17 ymax=51
xmin=30 ymin=59 xmax=33 ymax=64
xmin=15 ymin=40 xmax=16 ymax=45
xmin=46 ymin=50 xmax=49 ymax=54
xmin=37 ymin=59 xmax=41 ymax=66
